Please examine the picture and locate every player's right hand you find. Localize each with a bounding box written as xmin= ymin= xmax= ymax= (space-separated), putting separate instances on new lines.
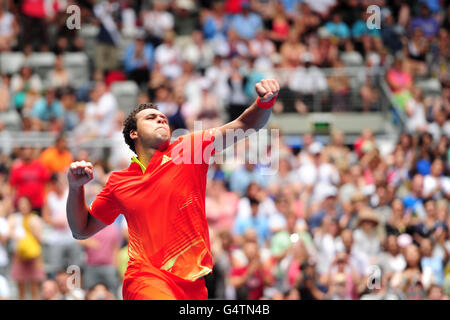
xmin=68 ymin=161 xmax=94 ymax=188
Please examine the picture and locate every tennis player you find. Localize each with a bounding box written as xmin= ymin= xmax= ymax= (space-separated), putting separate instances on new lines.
xmin=66 ymin=79 xmax=280 ymax=300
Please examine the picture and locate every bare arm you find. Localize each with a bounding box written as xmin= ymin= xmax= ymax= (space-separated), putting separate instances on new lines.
xmin=213 ymin=79 xmax=280 ymax=152
xmin=66 ymin=161 xmax=106 ymax=240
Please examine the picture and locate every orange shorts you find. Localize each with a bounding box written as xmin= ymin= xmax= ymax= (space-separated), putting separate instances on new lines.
xmin=122 ymin=263 xmax=208 ymax=300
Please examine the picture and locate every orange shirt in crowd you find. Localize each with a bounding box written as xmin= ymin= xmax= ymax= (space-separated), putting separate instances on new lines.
xmin=39 ymin=147 xmax=73 ymax=174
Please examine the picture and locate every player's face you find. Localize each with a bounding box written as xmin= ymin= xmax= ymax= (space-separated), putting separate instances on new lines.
xmin=134 ymin=108 xmax=171 ymax=150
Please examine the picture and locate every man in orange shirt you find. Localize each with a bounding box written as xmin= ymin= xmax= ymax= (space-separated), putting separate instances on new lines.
xmin=66 ymin=79 xmax=280 ymax=300
xmin=40 ymin=134 xmax=73 ymax=174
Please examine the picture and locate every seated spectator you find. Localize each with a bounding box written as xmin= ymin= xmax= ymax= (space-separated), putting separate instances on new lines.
xmin=327 ymin=60 xmax=351 ymax=111
xmin=338 ymin=228 xmax=369 ymax=276
xmin=173 ymin=0 xmax=199 ymax=37
xmin=380 ymin=9 xmax=404 ymax=54
xmin=303 ymin=0 xmax=337 ymax=19
xmin=386 ymin=55 xmax=413 ymax=111
xmin=351 ymin=10 xmax=381 ymax=39
xmin=313 ymin=216 xmax=344 ymax=275
xmin=420 ymin=237 xmax=448 ymax=287
xmin=182 ymin=30 xmax=215 ymax=72
xmin=59 ymin=86 xmax=80 ymax=131
xmin=405 ymin=86 xmax=428 ymax=133
xmin=249 ymin=29 xmax=276 ymax=61
xmin=233 ymin=197 xmax=270 ymax=246
xmin=201 ymin=1 xmax=228 ymax=41
xmin=46 ymin=54 xmax=70 ymax=90
xmin=0 ymin=4 xmax=18 ymax=51
xmin=205 ymin=177 xmax=240 ymax=232
xmin=410 ymin=4 xmax=440 ymax=38
xmin=11 ymin=66 xmax=43 ymax=118
xmin=9 ymin=146 xmax=50 ymax=215
xmin=295 ymin=260 xmax=326 ymax=300
xmin=269 ymin=8 xmax=290 ymax=49
xmin=394 ymin=244 xmax=426 ymax=300
xmin=41 ymin=279 xmax=62 ymax=300
xmin=377 ymin=234 xmax=407 ymax=276
xmin=325 ymin=251 xmax=361 ymax=299
xmin=141 ymin=0 xmax=174 ymax=47
xmin=359 ymin=75 xmax=380 ymax=112
xmin=423 ymin=159 xmax=450 ymax=199
xmin=289 ymin=53 xmax=328 ymax=99
xmin=407 ymin=28 xmax=428 ymax=76
xmin=30 ymin=87 xmax=65 ymax=132
xmin=402 ymin=174 xmax=426 ymax=219
xmin=55 ymin=269 xmax=85 ymax=300
xmin=79 ymin=224 xmax=122 ymax=298
xmin=41 ymin=173 xmax=83 ymax=277
xmin=324 ymin=12 xmax=351 ymax=40
xmin=154 ymin=31 xmax=182 ymax=80
xmin=85 ymin=283 xmax=116 ymax=300
xmin=83 ymin=81 xmax=119 ymax=138
xmin=412 ymin=199 xmax=441 ymax=240
xmin=427 ymin=110 xmax=450 ymax=144
xmin=123 ymin=31 xmax=154 ymax=87
xmin=228 ymin=2 xmax=263 ymax=41
xmin=39 ymin=135 xmax=73 ymax=174
xmin=279 ymin=29 xmax=306 ymax=68
xmin=353 ymin=207 xmax=381 ymax=264
xmin=229 ymin=239 xmax=274 ymax=300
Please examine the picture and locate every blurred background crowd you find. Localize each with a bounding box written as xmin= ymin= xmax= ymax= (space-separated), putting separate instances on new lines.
xmin=0 ymin=0 xmax=449 ymax=300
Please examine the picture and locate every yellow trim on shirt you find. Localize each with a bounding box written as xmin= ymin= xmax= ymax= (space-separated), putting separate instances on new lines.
xmin=131 ymin=156 xmax=146 ymax=173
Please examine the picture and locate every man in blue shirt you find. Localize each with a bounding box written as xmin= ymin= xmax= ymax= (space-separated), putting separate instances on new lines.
xmin=123 ymin=33 xmax=154 ymax=86
xmin=229 ymin=2 xmax=263 ymax=40
xmin=31 ymin=88 xmax=64 ymax=131
xmin=325 ymin=12 xmax=351 ymax=40
xmin=233 ymin=197 xmax=270 ymax=246
xmin=410 ymin=4 xmax=439 ymax=38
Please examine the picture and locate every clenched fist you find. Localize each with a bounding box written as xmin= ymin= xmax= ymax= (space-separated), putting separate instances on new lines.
xmin=255 ymin=79 xmax=280 ymax=102
xmin=68 ymin=161 xmax=94 ymax=188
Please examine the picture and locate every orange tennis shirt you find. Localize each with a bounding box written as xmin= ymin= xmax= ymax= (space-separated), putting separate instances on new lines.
xmin=88 ymin=129 xmax=217 ymax=299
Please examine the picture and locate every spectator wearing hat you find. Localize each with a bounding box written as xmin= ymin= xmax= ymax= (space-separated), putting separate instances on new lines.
xmin=353 ymin=207 xmax=381 ymax=264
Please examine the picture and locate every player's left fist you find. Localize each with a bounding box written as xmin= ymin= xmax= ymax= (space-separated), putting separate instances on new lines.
xmin=255 ymin=79 xmax=280 ymax=102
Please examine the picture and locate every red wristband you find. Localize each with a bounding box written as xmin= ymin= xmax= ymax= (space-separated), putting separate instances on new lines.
xmin=256 ymin=94 xmax=278 ymax=109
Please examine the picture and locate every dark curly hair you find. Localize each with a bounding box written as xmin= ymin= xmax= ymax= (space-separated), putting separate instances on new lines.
xmin=122 ymin=103 xmax=159 ymax=154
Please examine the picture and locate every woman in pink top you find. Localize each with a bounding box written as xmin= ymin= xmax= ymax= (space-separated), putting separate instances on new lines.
xmin=386 ymin=57 xmax=413 ymax=94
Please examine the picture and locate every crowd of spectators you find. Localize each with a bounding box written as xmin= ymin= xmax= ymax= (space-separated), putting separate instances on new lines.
xmin=0 ymin=0 xmax=448 ymax=300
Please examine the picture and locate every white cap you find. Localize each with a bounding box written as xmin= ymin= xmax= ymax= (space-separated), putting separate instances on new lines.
xmin=309 ymin=142 xmax=323 ymax=155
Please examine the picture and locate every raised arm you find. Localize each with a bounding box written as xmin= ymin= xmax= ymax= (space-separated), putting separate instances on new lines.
xmin=213 ymin=79 xmax=280 ymax=152
xmin=66 ymin=161 xmax=106 ymax=240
